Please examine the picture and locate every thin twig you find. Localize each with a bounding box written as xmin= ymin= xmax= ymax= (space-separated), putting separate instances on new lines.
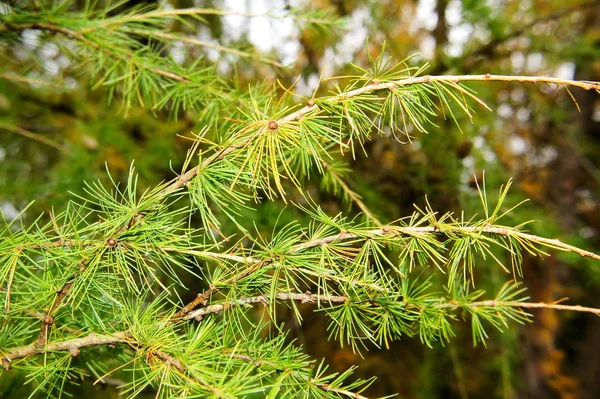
xmin=0 ymin=72 xmax=63 ymax=88
xmin=280 ymin=74 xmax=600 ymax=124
xmin=183 ymin=292 xmax=600 ymax=322
xmin=315 ymin=383 xmax=371 ymax=399
xmin=151 ymin=68 xmax=190 ymax=83
xmin=35 ymin=279 xmax=74 ymax=347
xmin=121 ymin=28 xmax=283 ymax=68
xmin=469 ymin=300 xmax=600 ymax=316
xmin=184 ymin=292 xmax=347 ymax=320
xmin=0 ymin=22 xmax=84 ymax=40
xmin=26 ymin=205 xmax=600 ymax=265
xmin=0 ymin=122 xmax=67 ymax=152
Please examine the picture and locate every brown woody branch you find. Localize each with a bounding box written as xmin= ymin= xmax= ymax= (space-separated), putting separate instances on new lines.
xmin=184 ymin=292 xmax=348 ymax=321
xmin=2 ymin=332 xmax=126 ymax=370
xmin=7 ymin=291 xmax=598 ymax=366
xmin=184 ymin=291 xmax=600 ymax=320
xmin=2 ymin=330 xmax=217 ymax=392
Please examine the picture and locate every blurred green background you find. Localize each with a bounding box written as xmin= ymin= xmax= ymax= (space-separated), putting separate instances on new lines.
xmin=1 ymin=1 xmax=599 ymax=398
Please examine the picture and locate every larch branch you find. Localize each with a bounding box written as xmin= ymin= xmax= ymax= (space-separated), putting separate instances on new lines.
xmin=170 ymin=221 xmax=600 ymax=317
xmin=287 ymin=224 xmax=600 ymax=261
xmin=5 ymin=292 xmax=598 ymax=368
xmin=184 ymin=292 xmax=347 ymax=321
xmin=162 ymin=74 xmax=600 ymax=193
xmin=1 ymin=22 xmax=192 ymax=84
xmin=3 ymin=332 xmax=126 ymax=367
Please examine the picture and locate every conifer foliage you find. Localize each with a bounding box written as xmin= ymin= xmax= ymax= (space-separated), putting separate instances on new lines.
xmin=1 ymin=2 xmax=600 ymax=398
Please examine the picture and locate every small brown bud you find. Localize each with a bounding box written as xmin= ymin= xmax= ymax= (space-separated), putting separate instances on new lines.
xmin=484 ymin=73 xmax=491 ymax=79
xmin=69 ymin=347 xmax=80 ymax=357
xmin=42 ymin=316 xmax=54 ymax=325
xmin=107 ymin=237 xmax=117 ymax=247
xmin=267 ymin=120 xmax=278 ymax=131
